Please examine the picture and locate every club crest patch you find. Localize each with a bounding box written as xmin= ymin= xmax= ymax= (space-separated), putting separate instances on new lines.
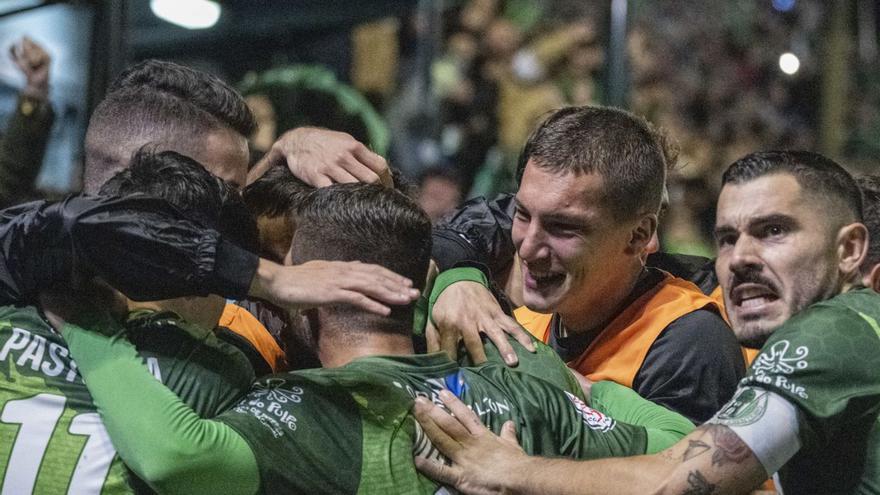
xmin=565 ymin=391 xmax=615 ymax=432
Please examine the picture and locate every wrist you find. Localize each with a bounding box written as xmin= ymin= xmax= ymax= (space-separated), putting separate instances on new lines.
xmin=428 ymin=267 xmax=489 ymax=325
xmin=502 ymin=455 xmax=537 ymax=494
xmin=248 ymin=258 xmax=279 ymax=302
xmin=21 ymin=83 xmax=48 ymax=101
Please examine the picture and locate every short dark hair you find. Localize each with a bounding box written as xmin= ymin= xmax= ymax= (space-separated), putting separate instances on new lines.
xmin=291 ymin=183 xmax=432 ymax=335
xmin=722 ymin=151 xmax=863 ymax=225
xmin=857 ymin=175 xmax=880 ymax=273
xmin=242 ymin=165 xmax=313 ymax=218
xmin=84 ymin=60 xmax=255 ymax=193
xmin=517 ymin=105 xmax=668 ymax=220
xmin=100 ymin=147 xmax=258 ymax=253
xmin=110 ymin=59 xmax=255 ymax=136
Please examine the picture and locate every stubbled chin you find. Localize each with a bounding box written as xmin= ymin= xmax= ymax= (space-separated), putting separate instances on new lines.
xmin=732 ymin=313 xmax=785 ymax=346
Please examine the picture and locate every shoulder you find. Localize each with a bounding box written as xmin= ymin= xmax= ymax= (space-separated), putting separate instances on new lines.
xmin=219 ymin=372 xmax=354 ymax=435
xmin=756 ymin=292 xmax=880 ymax=376
xmin=653 ymin=308 xmax=740 ymax=355
xmin=0 ymin=304 xmax=49 ymax=330
xmin=770 ymin=291 xmax=880 ymax=352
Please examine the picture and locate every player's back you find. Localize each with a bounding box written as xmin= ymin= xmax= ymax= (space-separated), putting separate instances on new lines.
xmin=0 ymin=305 xmax=254 ymax=494
xmin=217 ymin=352 xmax=649 ymax=494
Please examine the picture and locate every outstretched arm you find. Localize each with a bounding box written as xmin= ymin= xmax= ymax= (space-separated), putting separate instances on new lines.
xmin=55 ymin=320 xmax=260 ymax=495
xmin=414 ymin=392 xmax=770 ymax=495
xmin=0 ymin=195 xmax=418 ymax=313
xmin=0 ymin=195 xmax=254 ymax=303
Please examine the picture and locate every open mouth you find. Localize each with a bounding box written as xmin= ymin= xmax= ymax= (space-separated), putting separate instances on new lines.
xmin=731 ymin=284 xmax=779 ymax=311
xmin=523 ymin=267 xmax=565 ymax=290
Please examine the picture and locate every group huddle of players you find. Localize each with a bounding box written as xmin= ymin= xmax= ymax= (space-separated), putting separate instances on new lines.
xmin=0 ymin=59 xmax=878 ymax=495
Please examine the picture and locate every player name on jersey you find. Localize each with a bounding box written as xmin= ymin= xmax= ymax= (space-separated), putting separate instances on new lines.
xmin=0 ymin=326 xmax=79 ymax=383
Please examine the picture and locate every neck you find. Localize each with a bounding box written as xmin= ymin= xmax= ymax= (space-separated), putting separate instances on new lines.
xmin=318 ymin=328 xmax=415 ymax=368
xmin=127 ymin=296 xmax=225 ymax=335
xmin=557 ymin=266 xmax=647 ymax=337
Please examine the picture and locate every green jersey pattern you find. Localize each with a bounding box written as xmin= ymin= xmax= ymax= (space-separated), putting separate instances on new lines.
xmin=458 ymin=335 xmax=584 ymax=399
xmin=740 ymin=289 xmax=880 ymax=494
xmin=0 ymin=306 xmax=254 ymax=495
xmin=218 ymin=352 xmax=647 ymax=494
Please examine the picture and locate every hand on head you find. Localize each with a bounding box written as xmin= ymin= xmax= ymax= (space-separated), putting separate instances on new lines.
xmin=250 ymin=127 xmax=392 ymax=188
xmin=249 ymin=259 xmax=420 ymax=316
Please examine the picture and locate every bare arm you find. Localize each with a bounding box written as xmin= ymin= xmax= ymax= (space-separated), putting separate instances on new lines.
xmin=414 ymin=392 xmax=769 ymax=495
xmin=249 ymin=258 xmax=420 ymax=316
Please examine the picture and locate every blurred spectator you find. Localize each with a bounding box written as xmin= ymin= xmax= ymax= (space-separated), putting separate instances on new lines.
xmin=417 ymin=166 xmax=464 ymax=223
xmin=239 ymin=65 xmax=389 ymax=157
xmin=389 ymin=1 xmax=604 ymax=196
xmin=244 ymin=93 xmax=277 ymax=154
xmin=0 ymin=36 xmax=54 ymax=208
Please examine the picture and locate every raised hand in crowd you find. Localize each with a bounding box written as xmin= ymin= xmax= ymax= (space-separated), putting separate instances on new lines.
xmin=10 ymin=36 xmax=51 ymax=100
xmin=248 ymin=127 xmax=392 ymax=188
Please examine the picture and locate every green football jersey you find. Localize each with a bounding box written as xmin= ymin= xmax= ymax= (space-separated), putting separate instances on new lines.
xmin=458 ymin=334 xmax=584 ymax=398
xmin=218 ymin=352 xmax=647 ymax=494
xmin=731 ymin=289 xmax=880 ymax=494
xmin=0 ymin=306 xmax=254 ymax=494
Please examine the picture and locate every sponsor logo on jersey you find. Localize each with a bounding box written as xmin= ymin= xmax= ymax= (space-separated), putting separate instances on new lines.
xmin=393 ymin=377 xmax=512 ymax=418
xmin=233 ymin=378 xmax=302 ymax=438
xmin=750 ymin=340 xmax=809 ymax=399
xmin=564 ymin=391 xmax=615 ymax=432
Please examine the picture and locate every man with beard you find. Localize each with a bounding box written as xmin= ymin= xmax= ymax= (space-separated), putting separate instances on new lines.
xmin=40 ymin=183 xmax=695 ymax=495
xmin=413 ymin=150 xmax=880 ymax=494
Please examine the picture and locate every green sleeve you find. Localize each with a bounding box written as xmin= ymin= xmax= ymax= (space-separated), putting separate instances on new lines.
xmin=590 ymin=380 xmax=695 ymax=453
xmin=426 ymin=267 xmax=489 ymax=326
xmin=60 ymin=323 xmax=261 ymax=495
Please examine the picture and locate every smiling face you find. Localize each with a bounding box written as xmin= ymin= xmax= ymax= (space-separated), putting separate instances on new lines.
xmin=714 ymin=173 xmax=845 ymax=347
xmin=512 ymin=161 xmax=649 ymax=331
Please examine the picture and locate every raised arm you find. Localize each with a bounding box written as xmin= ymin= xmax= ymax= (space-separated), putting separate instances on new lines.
xmin=0 ymin=36 xmax=54 ymax=208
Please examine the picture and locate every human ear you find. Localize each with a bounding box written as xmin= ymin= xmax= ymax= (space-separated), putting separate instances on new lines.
xmin=836 ymin=222 xmax=868 ymax=277
xmin=626 ymin=213 xmax=658 ymax=256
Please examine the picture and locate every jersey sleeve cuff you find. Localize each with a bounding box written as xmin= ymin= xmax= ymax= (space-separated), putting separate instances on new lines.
xmin=208 ymin=240 xmax=259 ymax=299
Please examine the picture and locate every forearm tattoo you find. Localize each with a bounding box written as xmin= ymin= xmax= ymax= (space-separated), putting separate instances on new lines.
xmin=708 ymin=424 xmax=751 ymax=467
xmin=668 ymin=424 xmax=754 ymax=494
xmin=682 ymin=470 xmax=716 ymax=495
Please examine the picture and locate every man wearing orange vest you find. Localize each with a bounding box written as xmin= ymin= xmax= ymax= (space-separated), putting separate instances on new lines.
xmin=504 ymin=106 xmax=744 ymax=423
xmin=414 ymin=150 xmax=880 ymax=495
